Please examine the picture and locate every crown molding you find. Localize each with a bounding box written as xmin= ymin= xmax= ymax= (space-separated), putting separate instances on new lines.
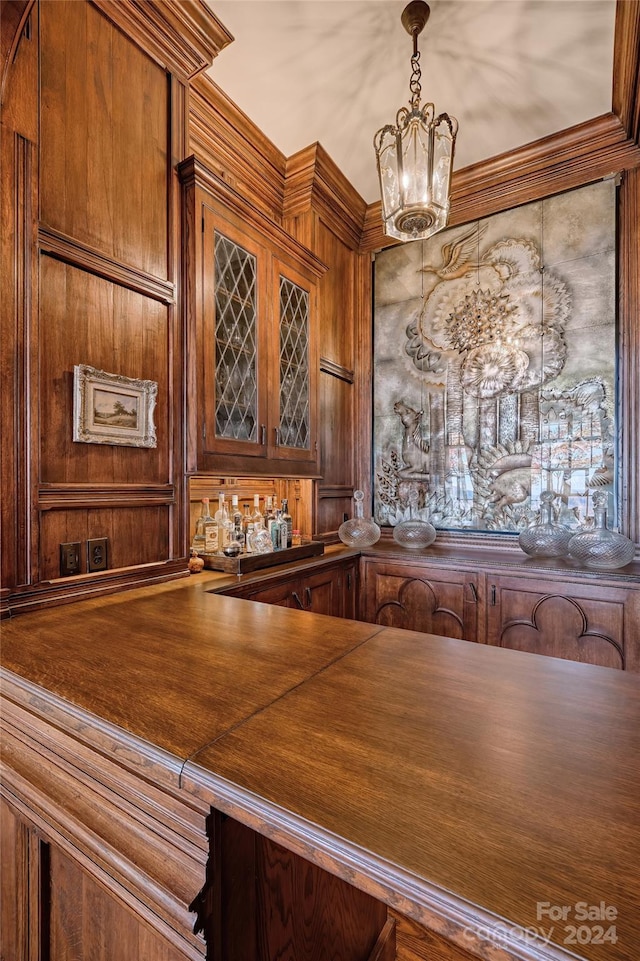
xmin=188 ymin=74 xmax=286 ymax=222
xmin=283 ymin=143 xmax=367 ymax=251
xmin=613 ymin=0 xmax=640 ymax=145
xmin=92 ymin=0 xmax=231 ymax=81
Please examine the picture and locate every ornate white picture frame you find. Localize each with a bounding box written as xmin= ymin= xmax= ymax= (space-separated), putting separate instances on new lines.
xmin=73 ymin=365 xmax=157 ymax=448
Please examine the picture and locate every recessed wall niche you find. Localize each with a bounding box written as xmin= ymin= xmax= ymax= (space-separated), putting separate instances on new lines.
xmin=373 ymin=178 xmax=617 ymax=535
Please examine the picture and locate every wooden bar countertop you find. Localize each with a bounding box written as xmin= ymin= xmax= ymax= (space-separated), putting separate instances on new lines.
xmin=1 ymin=573 xmax=639 ymax=961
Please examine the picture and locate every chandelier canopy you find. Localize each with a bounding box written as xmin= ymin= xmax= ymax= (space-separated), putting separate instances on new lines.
xmin=374 ymin=1 xmax=458 ymax=243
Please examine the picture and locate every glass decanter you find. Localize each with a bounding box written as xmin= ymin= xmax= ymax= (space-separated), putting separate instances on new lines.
xmin=518 ymin=490 xmax=572 ymax=558
xmin=568 ymin=491 xmax=635 ymax=570
xmin=392 ymin=490 xmax=436 ymax=550
xmin=338 ymin=490 xmax=381 ymax=548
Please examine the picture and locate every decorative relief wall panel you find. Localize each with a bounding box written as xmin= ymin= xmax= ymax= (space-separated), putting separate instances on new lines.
xmin=373 ymin=179 xmax=617 ymax=535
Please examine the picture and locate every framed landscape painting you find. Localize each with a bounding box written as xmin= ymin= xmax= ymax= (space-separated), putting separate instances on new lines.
xmin=73 ymin=365 xmax=157 ymax=448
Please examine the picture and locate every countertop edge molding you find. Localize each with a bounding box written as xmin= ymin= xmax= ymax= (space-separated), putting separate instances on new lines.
xmin=1 ymin=668 xmax=185 ymax=790
xmin=179 ymin=763 xmax=580 ymax=961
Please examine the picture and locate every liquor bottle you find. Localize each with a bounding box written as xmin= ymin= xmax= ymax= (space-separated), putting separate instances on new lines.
xmin=245 ymin=522 xmax=255 ymax=553
xmin=231 ymin=495 xmax=244 ymax=543
xmin=264 ymin=496 xmax=276 ymax=535
xmin=251 ymin=493 xmax=264 ymax=530
xmin=192 ymin=498 xmax=217 ymax=553
xmin=281 ymin=498 xmax=293 ymax=549
xmin=215 ymin=493 xmax=230 ymax=549
xmin=270 ymin=509 xmax=285 ymax=550
xmin=221 ymin=500 xmax=234 ymax=549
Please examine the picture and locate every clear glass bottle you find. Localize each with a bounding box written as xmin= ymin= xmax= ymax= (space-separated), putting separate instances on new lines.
xmin=568 ymin=491 xmax=635 ymax=570
xmin=392 ymin=490 xmax=436 ymax=549
xmin=264 ymin=496 xmax=276 ymax=534
xmin=192 ymin=498 xmax=217 ymax=553
xmin=245 ymin=522 xmax=255 ymax=553
xmin=251 ymin=493 xmax=264 ymax=530
xmin=518 ymin=490 xmax=572 ymax=558
xmin=338 ymin=490 xmax=381 ymax=548
xmin=214 ymin=493 xmax=229 ymax=549
xmin=231 ymin=494 xmax=243 ymax=543
xmin=270 ymin=509 xmax=286 ymax=550
xmin=242 ymin=504 xmax=252 ymax=540
xmin=281 ymin=498 xmax=293 ymax=548
xmin=249 ymin=526 xmax=273 ymax=554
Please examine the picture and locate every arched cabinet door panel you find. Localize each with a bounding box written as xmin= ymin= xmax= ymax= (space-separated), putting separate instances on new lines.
xmin=486 ymin=574 xmax=640 ymax=670
xmin=360 ymin=558 xmax=480 ymax=642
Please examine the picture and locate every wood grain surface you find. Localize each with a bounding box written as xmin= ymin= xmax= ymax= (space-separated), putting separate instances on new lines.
xmin=184 ymin=630 xmax=640 ymax=961
xmin=4 ymin=576 xmax=640 ymax=960
xmin=0 ymin=580 xmax=383 ymax=761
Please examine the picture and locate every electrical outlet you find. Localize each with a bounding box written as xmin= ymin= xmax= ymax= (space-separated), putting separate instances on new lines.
xmin=87 ymin=537 xmax=108 ymax=572
xmin=60 ymin=542 xmax=81 ymax=577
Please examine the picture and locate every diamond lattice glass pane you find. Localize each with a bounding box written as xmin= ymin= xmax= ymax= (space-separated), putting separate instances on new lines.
xmin=213 ymin=232 xmax=258 ymax=442
xmin=279 ymin=277 xmax=309 ymax=449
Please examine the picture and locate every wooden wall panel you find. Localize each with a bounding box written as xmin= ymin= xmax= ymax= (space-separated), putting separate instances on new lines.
xmin=317 ymin=374 xmax=354 ymax=488
xmin=315 ymin=223 xmax=355 ymax=371
xmin=0 ymin=0 xmax=212 ymax=610
xmin=1 ymin=5 xmax=39 ymax=597
xmin=49 ymin=844 xmax=191 ymax=961
xmin=39 ymin=0 xmax=169 ymax=278
xmin=38 ymin=258 xmax=170 ymax=484
xmin=0 ymin=798 xmax=30 ymax=960
xmin=39 ymin=506 xmax=170 ymax=579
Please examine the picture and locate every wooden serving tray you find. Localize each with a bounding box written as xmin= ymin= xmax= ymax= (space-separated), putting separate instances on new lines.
xmin=201 ymin=541 xmax=324 ymax=574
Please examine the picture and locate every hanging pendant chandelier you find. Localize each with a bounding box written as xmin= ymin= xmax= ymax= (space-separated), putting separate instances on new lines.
xmin=374 ymin=1 xmax=458 ymax=243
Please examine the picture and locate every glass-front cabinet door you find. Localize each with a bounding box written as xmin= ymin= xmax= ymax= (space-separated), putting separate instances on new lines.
xmin=181 ymin=157 xmax=324 ymax=475
xmin=202 ymin=209 xmax=268 ymax=457
xmin=276 ymin=273 xmax=312 ymax=456
xmin=214 ymin=231 xmax=258 ymax=442
xmin=199 ymin=202 xmax=318 ymax=468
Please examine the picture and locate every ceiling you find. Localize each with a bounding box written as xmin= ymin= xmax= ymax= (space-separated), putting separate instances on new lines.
xmin=204 ymin=1 xmax=616 ymax=205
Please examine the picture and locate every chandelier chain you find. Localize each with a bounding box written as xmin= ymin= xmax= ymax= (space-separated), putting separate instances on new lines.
xmin=409 ymin=51 xmax=422 ymax=110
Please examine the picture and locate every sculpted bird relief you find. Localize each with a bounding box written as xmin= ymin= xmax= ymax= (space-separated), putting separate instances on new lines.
xmin=409 ymin=232 xmax=570 ymax=398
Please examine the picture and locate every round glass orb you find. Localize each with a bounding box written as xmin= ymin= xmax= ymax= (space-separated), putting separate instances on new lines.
xmin=393 ymin=519 xmax=436 ymax=549
xmin=568 ymin=492 xmax=635 ymax=570
xmin=338 ymin=490 xmax=381 ymax=548
xmin=518 ymin=491 xmax=572 ymax=558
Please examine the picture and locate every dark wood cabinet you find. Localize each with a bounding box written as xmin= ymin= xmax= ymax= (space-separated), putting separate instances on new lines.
xmin=0 ymin=793 xmax=198 ymax=961
xmin=358 ymin=546 xmax=640 ymax=671
xmin=192 ymin=811 xmax=389 ymax=961
xmin=181 ymin=158 xmax=326 ymax=478
xmin=359 ymin=557 xmax=480 ymax=640
xmin=485 ymin=572 xmax=640 ymax=671
xmin=227 ymin=558 xmax=357 ymax=619
xmin=0 ymin=797 xmax=32 ymax=960
xmin=1 ymin=684 xmax=209 ymax=961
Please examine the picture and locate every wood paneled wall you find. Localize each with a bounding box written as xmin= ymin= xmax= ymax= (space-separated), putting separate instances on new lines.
xmin=2 ymin=0 xmax=639 ymax=611
xmin=0 ymin=0 xmax=227 ymax=613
